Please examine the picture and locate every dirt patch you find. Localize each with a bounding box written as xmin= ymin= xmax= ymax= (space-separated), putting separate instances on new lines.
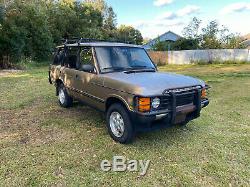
xmin=0 ymin=69 xmax=23 ymax=77
xmin=0 ymin=100 xmax=75 ymax=146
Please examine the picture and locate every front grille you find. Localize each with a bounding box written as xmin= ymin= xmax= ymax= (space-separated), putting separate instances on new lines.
xmin=176 ymin=92 xmax=195 ymax=106
xmin=157 ymin=96 xmax=171 ymax=111
xmin=157 ymin=87 xmax=199 ymax=111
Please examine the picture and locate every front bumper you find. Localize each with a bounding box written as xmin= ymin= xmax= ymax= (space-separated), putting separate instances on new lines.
xmin=130 ymin=99 xmax=209 ymax=132
xmin=201 ymin=99 xmax=209 ymax=108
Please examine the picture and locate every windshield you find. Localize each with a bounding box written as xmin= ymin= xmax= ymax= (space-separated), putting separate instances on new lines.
xmin=95 ymin=47 xmax=156 ymax=73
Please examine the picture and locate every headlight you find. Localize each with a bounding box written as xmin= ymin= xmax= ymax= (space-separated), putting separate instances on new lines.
xmin=152 ymin=98 xmax=160 ymax=109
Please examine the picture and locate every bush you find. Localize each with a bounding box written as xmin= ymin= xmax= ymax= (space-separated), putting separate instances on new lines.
xmin=190 ymin=59 xmax=248 ymax=65
xmin=147 ymin=51 xmax=167 ymax=66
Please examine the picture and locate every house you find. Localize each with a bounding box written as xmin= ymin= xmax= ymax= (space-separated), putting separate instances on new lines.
xmin=143 ymin=31 xmax=182 ymax=50
xmin=241 ymin=40 xmax=250 ymax=49
xmin=241 ymin=33 xmax=250 ymax=49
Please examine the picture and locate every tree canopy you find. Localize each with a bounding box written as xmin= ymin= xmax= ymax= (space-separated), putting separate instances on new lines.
xmin=152 ymin=17 xmax=245 ymax=51
xmin=0 ymin=0 xmax=143 ymax=64
xmin=183 ymin=17 xmax=245 ymax=50
xmin=116 ymin=25 xmax=143 ymax=45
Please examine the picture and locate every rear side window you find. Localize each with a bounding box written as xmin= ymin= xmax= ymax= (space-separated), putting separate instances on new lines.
xmin=53 ymin=48 xmax=64 ymax=65
xmin=64 ymin=47 xmax=79 ymax=69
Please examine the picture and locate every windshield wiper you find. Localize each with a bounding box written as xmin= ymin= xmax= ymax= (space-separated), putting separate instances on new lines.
xmin=124 ymin=68 xmax=156 ymax=74
xmin=129 ymin=65 xmax=155 ymax=70
xmin=131 ymin=65 xmax=147 ymax=68
xmin=102 ymin=66 xmax=155 ymax=73
xmin=102 ymin=67 xmax=126 ymax=71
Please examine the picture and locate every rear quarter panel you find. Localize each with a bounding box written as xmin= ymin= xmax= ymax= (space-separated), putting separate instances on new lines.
xmin=50 ymin=65 xmax=62 ymax=84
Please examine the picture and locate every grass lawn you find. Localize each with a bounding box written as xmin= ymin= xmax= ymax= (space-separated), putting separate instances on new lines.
xmin=0 ymin=64 xmax=249 ymax=186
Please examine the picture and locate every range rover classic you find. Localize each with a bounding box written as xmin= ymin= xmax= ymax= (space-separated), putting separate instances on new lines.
xmin=49 ymin=39 xmax=209 ymax=144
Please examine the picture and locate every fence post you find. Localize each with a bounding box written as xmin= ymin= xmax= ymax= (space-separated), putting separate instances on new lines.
xmin=248 ymin=49 xmax=250 ymax=62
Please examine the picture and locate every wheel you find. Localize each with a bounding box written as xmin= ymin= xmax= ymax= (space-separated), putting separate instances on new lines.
xmin=58 ymin=83 xmax=73 ymax=108
xmin=106 ymin=103 xmax=135 ymax=144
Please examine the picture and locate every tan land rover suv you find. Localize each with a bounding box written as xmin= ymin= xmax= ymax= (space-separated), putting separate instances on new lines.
xmin=49 ymin=39 xmax=209 ymax=144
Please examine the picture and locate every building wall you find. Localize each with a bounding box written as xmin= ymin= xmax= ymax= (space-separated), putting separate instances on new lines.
xmin=143 ymin=31 xmax=181 ymax=50
xmin=148 ymin=49 xmax=250 ymax=65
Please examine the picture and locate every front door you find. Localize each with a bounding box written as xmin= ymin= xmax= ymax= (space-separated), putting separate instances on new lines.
xmin=73 ymin=47 xmax=105 ymax=110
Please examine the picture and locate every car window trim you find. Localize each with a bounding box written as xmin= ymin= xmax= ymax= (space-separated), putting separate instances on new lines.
xmin=94 ymin=46 xmax=156 ymax=74
xmin=92 ymin=47 xmax=101 ymax=74
xmin=69 ymin=46 xmax=96 ymax=75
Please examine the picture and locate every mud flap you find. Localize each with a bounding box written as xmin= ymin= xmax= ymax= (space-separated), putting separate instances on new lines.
xmin=48 ymin=71 xmax=52 ymax=84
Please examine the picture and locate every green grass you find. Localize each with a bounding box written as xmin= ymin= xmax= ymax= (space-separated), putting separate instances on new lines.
xmin=0 ymin=64 xmax=250 ymax=186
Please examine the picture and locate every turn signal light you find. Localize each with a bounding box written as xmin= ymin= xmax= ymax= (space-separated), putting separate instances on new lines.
xmin=201 ymin=88 xmax=207 ymax=99
xmin=138 ymin=97 xmax=151 ymax=112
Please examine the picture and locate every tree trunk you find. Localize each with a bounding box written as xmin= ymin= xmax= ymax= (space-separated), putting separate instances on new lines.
xmin=0 ymin=55 xmax=11 ymax=69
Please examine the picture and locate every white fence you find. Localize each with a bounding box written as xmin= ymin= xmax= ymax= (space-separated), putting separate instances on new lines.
xmin=148 ymin=49 xmax=250 ymax=65
xmin=167 ymin=49 xmax=250 ymax=64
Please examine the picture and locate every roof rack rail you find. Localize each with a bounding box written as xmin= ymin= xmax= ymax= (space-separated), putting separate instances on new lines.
xmin=79 ymin=38 xmax=106 ymax=43
xmin=60 ymin=38 xmax=130 ymax=45
xmin=61 ymin=37 xmax=79 ymax=45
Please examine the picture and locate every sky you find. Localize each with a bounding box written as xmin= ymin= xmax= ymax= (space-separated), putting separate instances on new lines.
xmin=105 ymin=0 xmax=250 ymax=39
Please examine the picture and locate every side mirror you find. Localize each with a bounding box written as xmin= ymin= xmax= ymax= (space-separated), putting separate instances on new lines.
xmin=81 ymin=64 xmax=95 ymax=73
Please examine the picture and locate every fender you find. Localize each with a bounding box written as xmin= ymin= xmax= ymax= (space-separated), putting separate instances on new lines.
xmin=106 ymin=94 xmax=134 ymax=112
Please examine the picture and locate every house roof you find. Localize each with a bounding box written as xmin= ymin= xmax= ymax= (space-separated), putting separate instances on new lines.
xmin=241 ymin=39 xmax=250 ymax=47
xmin=143 ymin=31 xmax=182 ymax=49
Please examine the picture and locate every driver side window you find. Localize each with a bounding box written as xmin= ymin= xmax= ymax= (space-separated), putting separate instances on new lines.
xmin=79 ymin=47 xmax=96 ymax=73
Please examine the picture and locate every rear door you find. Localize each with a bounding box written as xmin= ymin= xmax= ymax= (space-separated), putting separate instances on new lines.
xmin=50 ymin=48 xmax=64 ymax=83
xmin=60 ymin=46 xmax=79 ymax=98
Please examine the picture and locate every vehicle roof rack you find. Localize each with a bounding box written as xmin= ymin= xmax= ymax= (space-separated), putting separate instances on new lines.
xmin=60 ymin=38 xmax=131 ymax=46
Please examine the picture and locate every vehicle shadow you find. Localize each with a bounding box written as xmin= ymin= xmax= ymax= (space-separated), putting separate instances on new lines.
xmin=54 ymin=101 xmax=196 ymax=147
xmin=132 ymin=124 xmax=195 ymax=148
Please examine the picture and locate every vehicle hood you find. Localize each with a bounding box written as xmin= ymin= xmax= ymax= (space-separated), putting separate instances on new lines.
xmin=102 ymin=71 xmax=205 ymax=96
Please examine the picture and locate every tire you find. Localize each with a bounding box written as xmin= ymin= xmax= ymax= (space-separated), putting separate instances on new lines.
xmin=58 ymin=83 xmax=73 ymax=108
xmin=106 ymin=103 xmax=135 ymax=144
xmin=179 ymin=120 xmax=189 ymax=127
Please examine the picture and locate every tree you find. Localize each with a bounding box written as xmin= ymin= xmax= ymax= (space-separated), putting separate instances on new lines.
xmin=143 ymin=37 xmax=151 ymax=45
xmin=84 ymin=0 xmax=117 ymax=40
xmin=102 ymin=6 xmax=117 ymax=39
xmin=151 ymin=38 xmax=169 ymax=51
xmin=47 ymin=1 xmax=104 ymax=43
xmin=172 ymin=38 xmax=200 ymax=50
xmin=181 ymin=17 xmax=201 ymax=49
xmin=200 ymin=20 xmax=221 ymax=49
xmin=0 ymin=4 xmax=4 ymax=24
xmin=103 ymin=7 xmax=116 ymax=30
xmin=224 ymin=34 xmax=245 ymax=49
xmin=84 ymin=0 xmax=106 ymax=12
xmin=182 ymin=17 xmax=245 ymax=50
xmin=117 ymin=25 xmax=143 ymax=45
xmin=0 ymin=0 xmax=145 ymax=66
xmin=183 ymin=17 xmax=201 ymax=39
xmin=0 ymin=0 xmax=53 ymax=61
xmin=218 ymin=26 xmax=245 ymax=49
